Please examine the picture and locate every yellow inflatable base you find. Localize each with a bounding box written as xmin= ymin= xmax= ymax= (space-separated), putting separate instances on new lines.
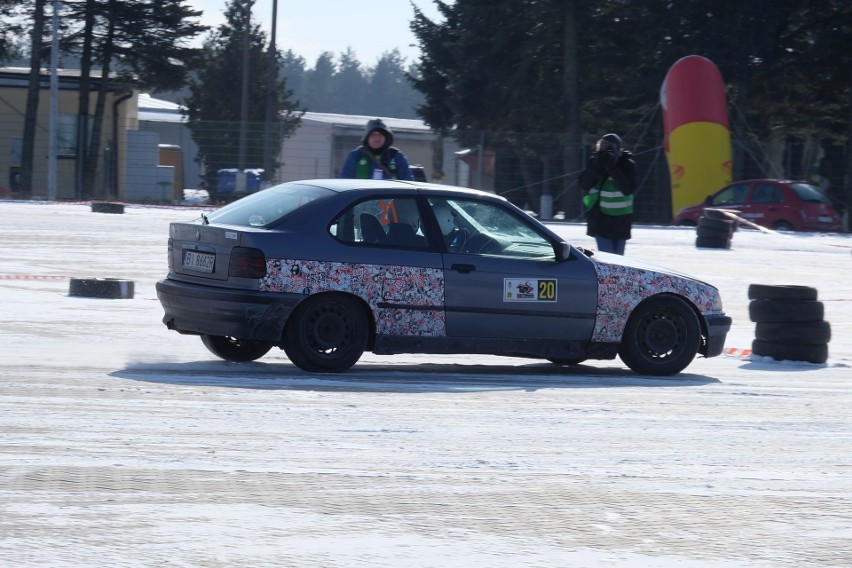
xmin=666 ymin=122 xmax=732 ymax=216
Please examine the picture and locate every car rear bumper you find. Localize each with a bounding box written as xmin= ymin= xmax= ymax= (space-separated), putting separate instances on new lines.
xmin=801 ymin=222 xmax=844 ymax=232
xmin=156 ymin=278 xmax=302 ymax=343
xmin=704 ymin=313 xmax=732 ymax=357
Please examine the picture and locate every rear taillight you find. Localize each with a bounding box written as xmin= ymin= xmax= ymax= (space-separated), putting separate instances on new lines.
xmin=229 ymin=247 xmax=267 ymax=278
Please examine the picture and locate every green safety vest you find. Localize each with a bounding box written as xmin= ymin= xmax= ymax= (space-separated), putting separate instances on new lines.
xmin=584 ymin=177 xmax=633 ymax=216
xmin=354 ymin=148 xmax=399 ymax=179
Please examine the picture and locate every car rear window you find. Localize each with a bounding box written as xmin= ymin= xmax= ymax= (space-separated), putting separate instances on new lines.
xmin=205 ymin=183 xmax=334 ymax=227
xmin=790 ymin=183 xmax=830 ymax=203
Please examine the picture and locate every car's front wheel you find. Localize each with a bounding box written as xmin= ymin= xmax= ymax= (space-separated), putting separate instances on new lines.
xmin=618 ymin=295 xmax=701 ymax=376
xmin=284 ymin=294 xmax=368 ymax=372
xmin=200 ymin=334 xmax=273 ymax=362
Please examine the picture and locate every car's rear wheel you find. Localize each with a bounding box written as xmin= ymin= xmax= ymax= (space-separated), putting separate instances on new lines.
xmin=618 ymin=295 xmax=701 ymax=376
xmin=772 ymin=221 xmax=795 ymax=232
xmin=200 ymin=334 xmax=273 ymax=362
xmin=284 ymin=294 xmax=368 ymax=372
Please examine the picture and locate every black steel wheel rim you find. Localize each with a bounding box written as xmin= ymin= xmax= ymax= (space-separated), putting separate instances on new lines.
xmin=637 ymin=310 xmax=684 ymax=358
xmin=305 ymin=303 xmax=352 ymax=354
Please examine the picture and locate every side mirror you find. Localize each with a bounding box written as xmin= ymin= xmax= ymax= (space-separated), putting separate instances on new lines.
xmin=704 ymin=195 xmax=713 ymax=205
xmin=555 ymin=241 xmax=572 ymax=262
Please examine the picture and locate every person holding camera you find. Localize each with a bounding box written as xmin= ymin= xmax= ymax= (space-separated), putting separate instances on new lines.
xmin=578 ymin=133 xmax=638 ymax=255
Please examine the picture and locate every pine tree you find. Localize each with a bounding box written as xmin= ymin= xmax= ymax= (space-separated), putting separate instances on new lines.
xmin=183 ymin=0 xmax=302 ymax=191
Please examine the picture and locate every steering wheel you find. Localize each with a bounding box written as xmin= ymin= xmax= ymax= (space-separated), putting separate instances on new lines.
xmin=461 ymin=233 xmax=503 ymax=254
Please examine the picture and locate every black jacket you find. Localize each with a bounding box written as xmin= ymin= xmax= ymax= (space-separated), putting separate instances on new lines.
xmin=578 ymin=151 xmax=638 ymax=240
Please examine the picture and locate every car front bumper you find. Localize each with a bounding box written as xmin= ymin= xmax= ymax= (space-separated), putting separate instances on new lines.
xmin=704 ymin=313 xmax=732 ymax=357
xmin=156 ymin=278 xmax=303 ymax=343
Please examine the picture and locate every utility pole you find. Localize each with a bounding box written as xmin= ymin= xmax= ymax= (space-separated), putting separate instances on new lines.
xmin=262 ymin=0 xmax=278 ymax=187
xmin=237 ymin=2 xmax=250 ymax=191
xmin=47 ymin=0 xmax=60 ymax=200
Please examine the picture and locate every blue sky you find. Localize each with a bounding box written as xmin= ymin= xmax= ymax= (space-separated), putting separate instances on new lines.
xmin=186 ymin=0 xmax=446 ymax=65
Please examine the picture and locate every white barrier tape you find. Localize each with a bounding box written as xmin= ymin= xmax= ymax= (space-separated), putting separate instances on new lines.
xmin=1 ymin=274 xmax=69 ymax=281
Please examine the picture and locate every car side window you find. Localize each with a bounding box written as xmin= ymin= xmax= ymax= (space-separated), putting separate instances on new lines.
xmin=428 ymin=198 xmax=555 ymax=260
xmin=330 ymin=197 xmax=428 ymax=249
xmin=752 ymin=184 xmax=782 ymax=204
xmin=711 ymin=184 xmax=747 ymax=206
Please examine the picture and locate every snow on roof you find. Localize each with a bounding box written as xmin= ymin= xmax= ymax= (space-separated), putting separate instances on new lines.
xmin=136 ymin=94 xmax=430 ymax=132
xmin=138 ymin=94 xmax=186 ymax=123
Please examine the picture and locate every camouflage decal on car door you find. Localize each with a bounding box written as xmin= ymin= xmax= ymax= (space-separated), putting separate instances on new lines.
xmin=260 ymin=259 xmax=445 ymax=336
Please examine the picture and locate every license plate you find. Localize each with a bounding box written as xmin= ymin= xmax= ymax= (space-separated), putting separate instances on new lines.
xmin=183 ymin=250 xmax=215 ymax=273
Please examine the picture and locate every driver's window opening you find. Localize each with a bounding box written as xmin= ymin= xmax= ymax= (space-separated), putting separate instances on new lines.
xmin=428 ymin=198 xmax=555 ymax=260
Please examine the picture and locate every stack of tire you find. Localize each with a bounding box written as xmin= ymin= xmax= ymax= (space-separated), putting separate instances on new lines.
xmin=748 ymin=284 xmax=830 ymax=364
xmin=695 ymin=208 xmax=736 ymax=249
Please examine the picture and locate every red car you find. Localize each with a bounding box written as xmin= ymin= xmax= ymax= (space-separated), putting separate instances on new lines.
xmin=672 ymin=179 xmax=844 ymax=232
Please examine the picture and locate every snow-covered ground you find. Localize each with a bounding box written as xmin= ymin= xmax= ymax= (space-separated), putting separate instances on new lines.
xmin=1 ymin=201 xmax=850 ymax=567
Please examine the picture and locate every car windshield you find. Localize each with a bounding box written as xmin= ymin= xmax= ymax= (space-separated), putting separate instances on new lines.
xmin=205 ymin=183 xmax=334 ymax=227
xmin=790 ymin=183 xmax=830 ymax=203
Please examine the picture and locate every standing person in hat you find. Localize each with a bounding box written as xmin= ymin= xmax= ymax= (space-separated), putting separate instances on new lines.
xmin=578 ymin=133 xmax=637 ymax=255
xmin=339 ymin=118 xmax=414 ymax=180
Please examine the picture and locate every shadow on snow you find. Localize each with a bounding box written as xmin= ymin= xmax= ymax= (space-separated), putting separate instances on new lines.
xmin=112 ymin=359 xmax=721 ymax=393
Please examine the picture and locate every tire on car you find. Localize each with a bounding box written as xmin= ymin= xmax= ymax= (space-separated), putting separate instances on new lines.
xmin=618 ymin=294 xmax=702 ymax=376
xmin=69 ymin=277 xmax=134 ymax=299
xmin=284 ymin=293 xmax=369 ymax=372
xmin=200 ymin=334 xmax=273 ymax=362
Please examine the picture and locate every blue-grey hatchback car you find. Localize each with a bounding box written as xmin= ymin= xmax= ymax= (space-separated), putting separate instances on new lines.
xmin=156 ymin=179 xmax=731 ymax=375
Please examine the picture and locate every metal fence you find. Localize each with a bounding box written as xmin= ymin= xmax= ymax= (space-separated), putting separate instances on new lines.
xmin=1 ymin=109 xmax=848 ymax=231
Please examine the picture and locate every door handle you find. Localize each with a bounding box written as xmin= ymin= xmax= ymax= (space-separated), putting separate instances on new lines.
xmin=450 ymin=263 xmax=476 ymax=273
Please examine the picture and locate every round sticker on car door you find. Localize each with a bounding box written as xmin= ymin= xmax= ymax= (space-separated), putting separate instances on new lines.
xmin=504 ymin=278 xmax=557 ymax=302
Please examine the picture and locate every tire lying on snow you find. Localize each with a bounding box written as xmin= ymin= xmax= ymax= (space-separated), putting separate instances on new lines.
xmin=91 ymin=202 xmax=125 ymax=214
xmin=751 ymin=340 xmax=828 ymax=365
xmin=748 ymin=299 xmax=824 ymax=323
xmin=747 ymin=284 xmax=818 ymax=301
xmin=697 ymin=216 xmax=735 ymax=232
xmin=69 ymin=278 xmax=134 ymax=299
xmin=696 ymin=224 xmax=733 ymax=240
xmin=695 ymin=235 xmax=731 ymax=249
xmin=754 ymin=320 xmax=831 ymax=344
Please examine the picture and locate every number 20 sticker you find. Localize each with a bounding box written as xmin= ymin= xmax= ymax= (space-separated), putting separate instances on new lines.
xmin=504 ymin=279 xmax=557 ymax=302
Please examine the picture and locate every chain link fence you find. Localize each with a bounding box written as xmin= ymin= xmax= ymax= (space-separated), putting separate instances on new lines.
xmin=2 ymin=110 xmax=848 ymax=231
